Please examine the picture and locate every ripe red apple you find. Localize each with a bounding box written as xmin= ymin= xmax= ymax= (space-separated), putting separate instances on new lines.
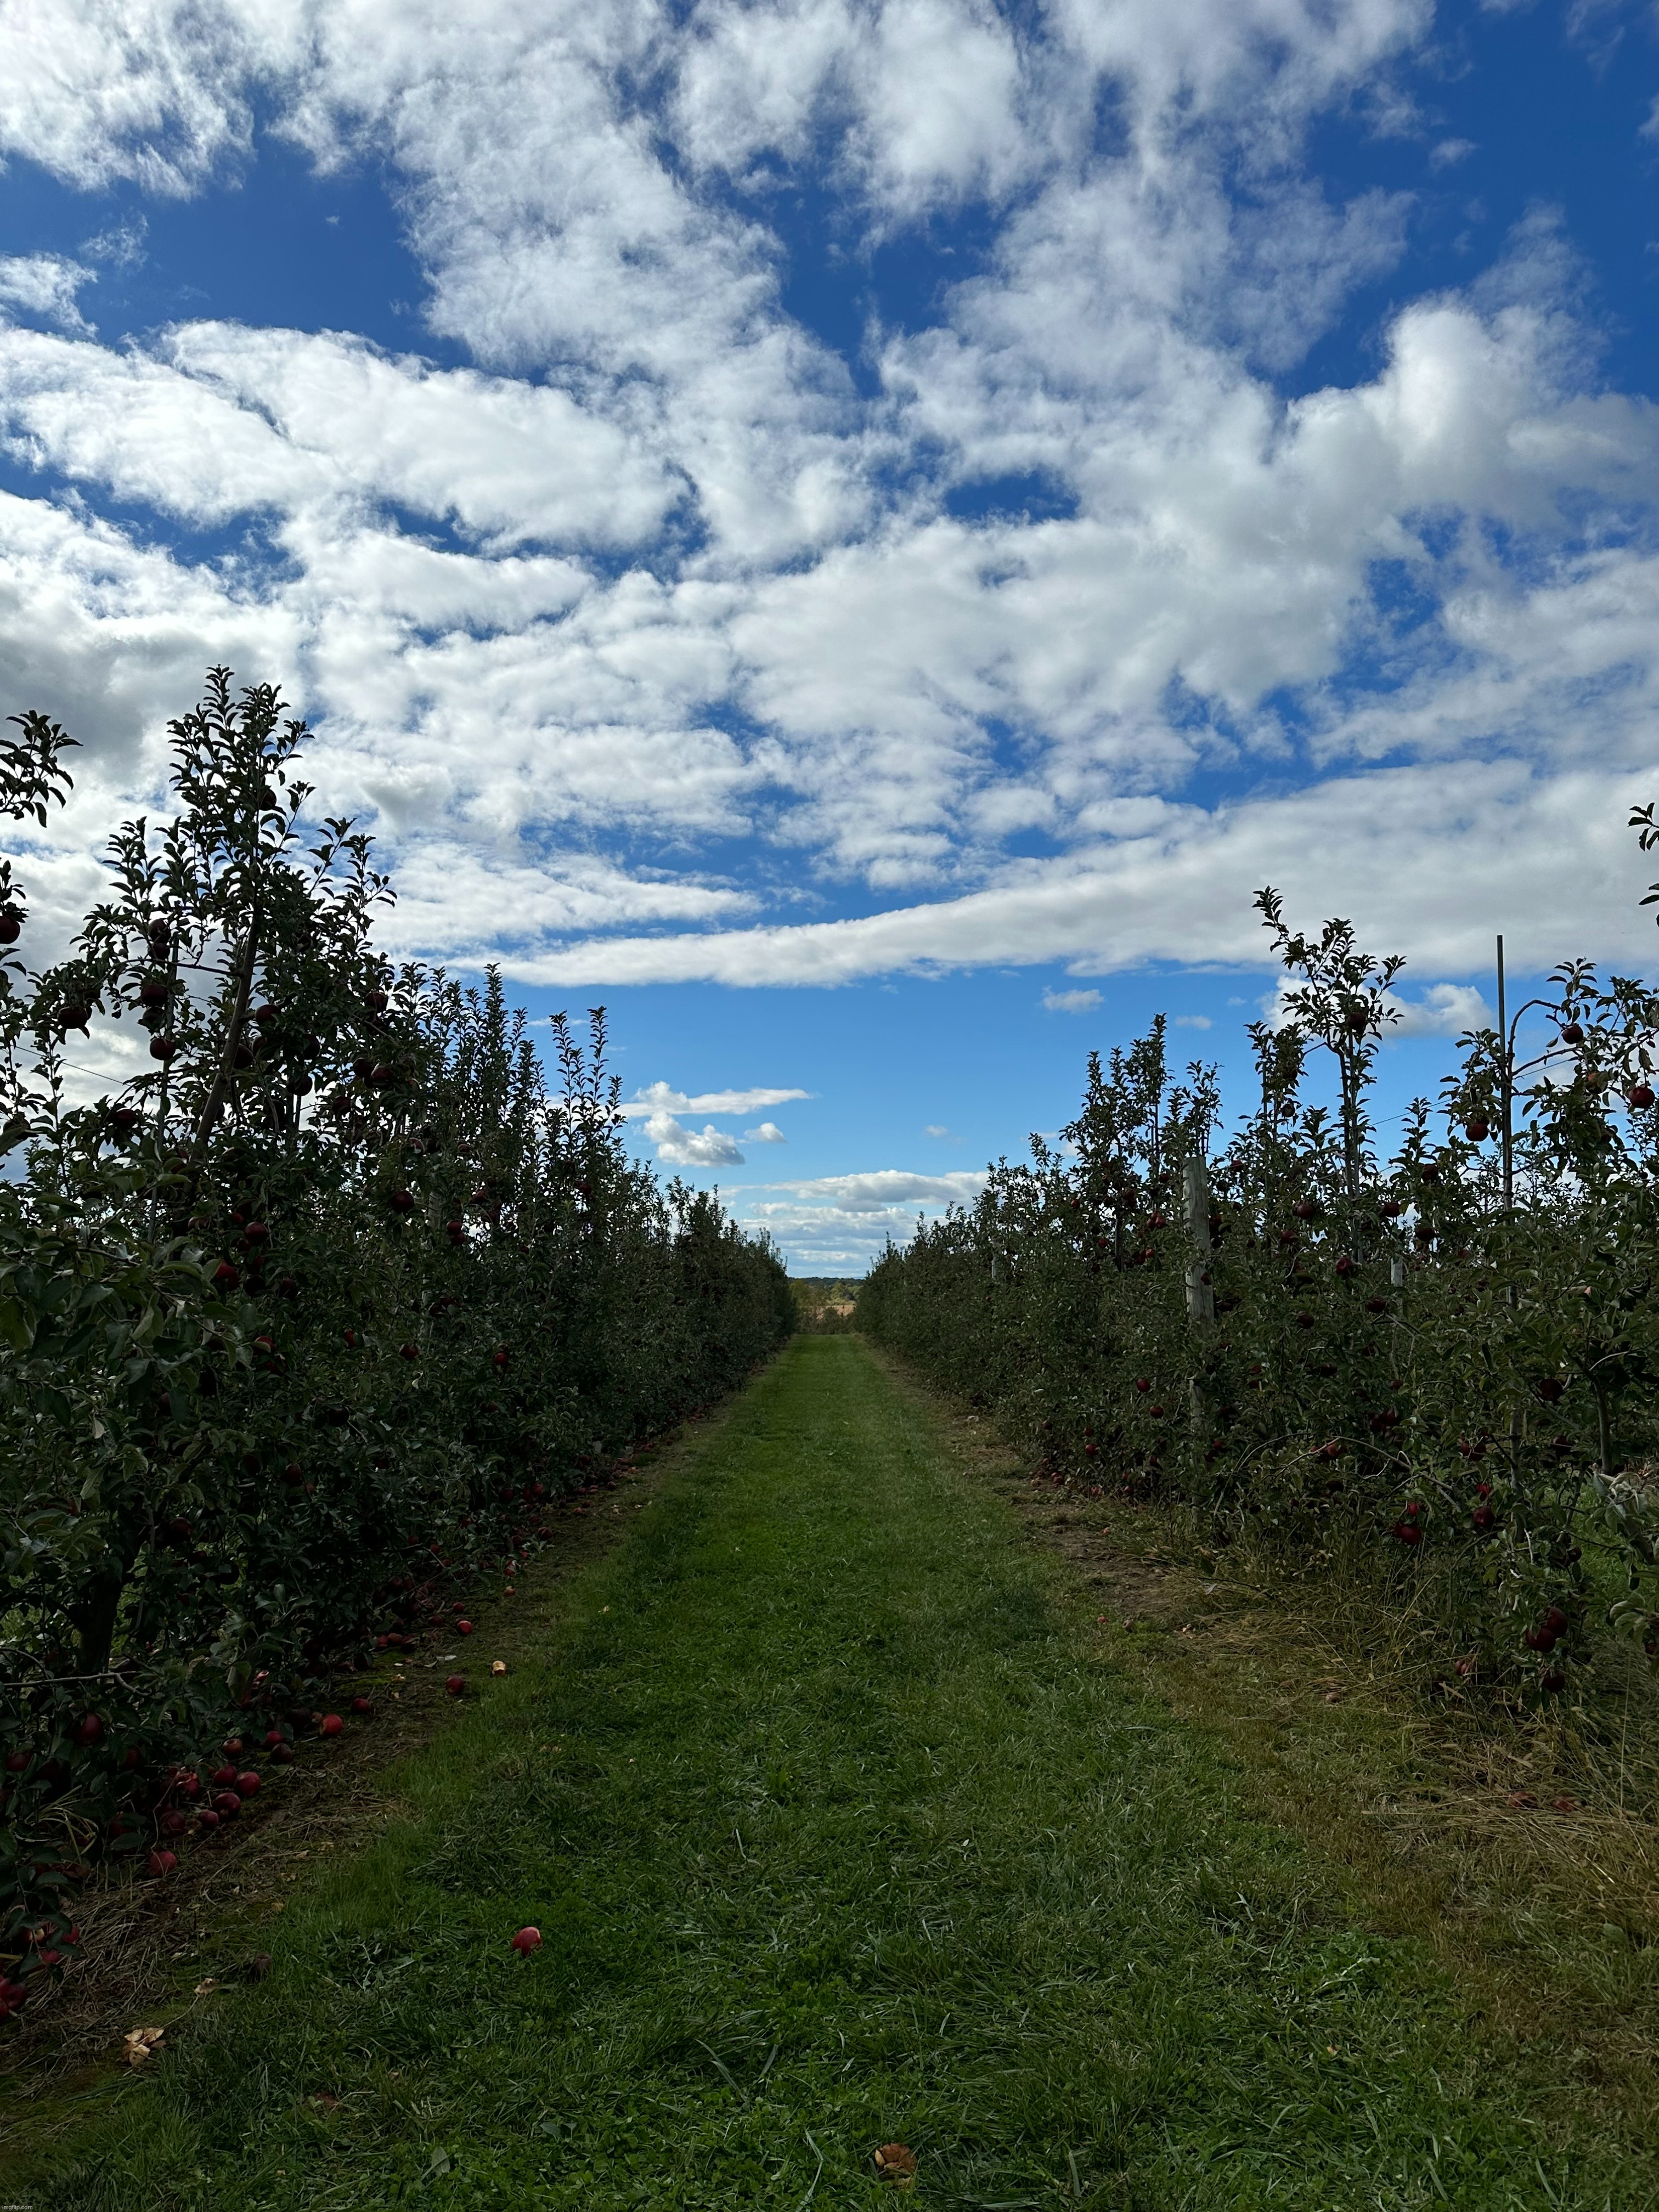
xmin=1464 ymin=1117 xmax=1489 ymax=1142
xmin=1630 ymin=1084 xmax=1656 ymax=1110
xmin=4 ymin=1750 xmax=28 ymax=1774
xmin=351 ymin=1696 xmax=373 ymax=1716
xmin=147 ymin=1850 xmax=177 ymax=1877
xmin=236 ymin=1771 xmax=261 ymax=1796
xmin=197 ymin=1807 xmax=221 ymax=1830
xmin=1335 ymin=1254 xmax=1356 ymax=1277
xmin=211 ymin=1764 xmax=238 ymax=1788
xmin=319 ymin=1714 xmax=343 ymax=1737
xmin=160 ymin=1810 xmax=189 ymax=1836
xmin=1560 ymin=1020 xmax=1585 ymax=1045
xmin=74 ymin=1713 xmax=104 ymax=1746
xmin=213 ymin=1790 xmax=241 ymax=1817
xmin=399 ymin=1342 xmax=419 ymax=1361
xmin=445 ymin=1674 xmax=466 ymax=1697
xmin=1134 ymin=1377 xmax=1150 ymax=1393
xmin=270 ymin=1743 xmax=295 ymax=1764
xmin=511 ymin=1926 xmax=542 ymax=1955
xmin=458 ymin=1619 xmax=473 ymax=1635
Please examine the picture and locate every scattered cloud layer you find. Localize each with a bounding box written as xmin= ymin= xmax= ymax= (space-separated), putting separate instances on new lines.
xmin=0 ymin=0 xmax=1654 ymax=1011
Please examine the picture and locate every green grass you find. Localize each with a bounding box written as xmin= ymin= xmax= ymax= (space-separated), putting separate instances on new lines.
xmin=18 ymin=1336 xmax=1658 ymax=2208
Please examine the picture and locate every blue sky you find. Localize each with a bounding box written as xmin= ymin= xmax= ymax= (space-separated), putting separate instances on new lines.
xmin=2 ymin=0 xmax=1659 ymax=1267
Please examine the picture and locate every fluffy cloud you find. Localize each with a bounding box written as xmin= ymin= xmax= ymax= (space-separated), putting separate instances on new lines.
xmin=0 ymin=256 xmax=97 ymax=334
xmin=1043 ymin=987 xmax=1102 ymax=1014
xmin=744 ymin=1120 xmax=787 ymax=1142
xmin=1387 ymin=984 xmax=1494 ymax=1038
xmin=644 ymin=1114 xmax=747 ymax=1166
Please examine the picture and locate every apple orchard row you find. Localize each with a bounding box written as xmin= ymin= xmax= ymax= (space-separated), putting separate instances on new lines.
xmin=0 ymin=674 xmax=794 ymax=2023
xmin=859 ymin=890 xmax=1659 ymax=1707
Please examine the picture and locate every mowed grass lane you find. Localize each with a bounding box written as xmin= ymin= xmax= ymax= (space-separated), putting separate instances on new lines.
xmin=27 ymin=1336 xmax=1655 ymax=2209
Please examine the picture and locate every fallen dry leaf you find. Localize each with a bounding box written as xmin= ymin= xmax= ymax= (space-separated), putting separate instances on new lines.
xmin=1551 ymin=1795 xmax=1579 ymax=1813
xmin=874 ymin=2142 xmax=917 ymax=2187
xmin=194 ymin=1977 xmax=219 ymax=1995
xmin=123 ymin=2026 xmax=166 ymax=2067
xmin=1507 ymin=1790 xmax=1538 ymax=1810
xmin=492 ymin=1660 xmax=507 ymax=1675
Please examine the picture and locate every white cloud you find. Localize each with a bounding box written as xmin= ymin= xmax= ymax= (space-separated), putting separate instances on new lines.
xmin=620 ymin=1080 xmax=810 ymax=1119
xmin=1386 ymin=983 xmax=1494 ymax=1037
xmin=1174 ymin=1013 xmax=1213 ymax=1029
xmin=0 ymin=2 xmax=299 ymax=195
xmin=642 ymin=1112 xmax=746 ymax=1166
xmin=743 ymin=1119 xmax=787 ymax=1142
xmin=0 ymin=256 xmax=97 ymax=334
xmin=1043 ymin=986 xmax=1103 ymax=1013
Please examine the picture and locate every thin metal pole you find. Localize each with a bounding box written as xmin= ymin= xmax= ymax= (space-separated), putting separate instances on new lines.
xmin=1497 ymin=934 xmax=1513 ymax=1210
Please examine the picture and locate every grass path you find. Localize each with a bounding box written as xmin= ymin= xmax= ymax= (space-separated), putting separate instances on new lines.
xmin=22 ymin=1338 xmax=1658 ymax=2209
